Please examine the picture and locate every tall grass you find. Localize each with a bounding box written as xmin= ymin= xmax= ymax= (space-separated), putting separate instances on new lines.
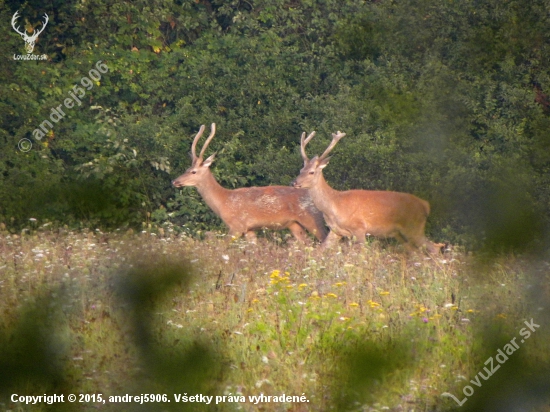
xmin=0 ymin=227 xmax=548 ymax=411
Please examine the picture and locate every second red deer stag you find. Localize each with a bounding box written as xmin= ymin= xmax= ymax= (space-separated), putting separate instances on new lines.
xmin=172 ymin=124 xmax=327 ymax=242
xmin=291 ymin=131 xmax=441 ymax=253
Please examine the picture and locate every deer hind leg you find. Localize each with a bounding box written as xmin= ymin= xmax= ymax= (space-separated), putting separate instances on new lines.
xmin=320 ymin=230 xmax=342 ymax=250
xmin=227 ymin=228 xmax=251 ymax=242
xmin=297 ymin=214 xmax=328 ymax=242
xmin=287 ymin=222 xmax=308 ymax=242
xmin=425 ymin=240 xmax=445 ymax=255
xmin=405 ymin=233 xmax=442 ymax=255
xmin=244 ymin=231 xmax=258 ymax=243
xmin=351 ymin=231 xmax=366 ymax=245
xmin=411 ymin=222 xmax=443 ymax=254
xmin=395 ymin=231 xmax=418 ymax=253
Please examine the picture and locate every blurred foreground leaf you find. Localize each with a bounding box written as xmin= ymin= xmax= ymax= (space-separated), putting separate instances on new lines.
xmin=115 ymin=258 xmax=223 ymax=410
xmin=0 ymin=289 xmax=72 ymax=410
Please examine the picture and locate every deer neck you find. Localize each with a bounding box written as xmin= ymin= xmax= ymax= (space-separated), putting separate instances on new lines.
xmin=195 ymin=172 xmax=231 ymax=216
xmin=309 ymin=173 xmax=339 ymax=215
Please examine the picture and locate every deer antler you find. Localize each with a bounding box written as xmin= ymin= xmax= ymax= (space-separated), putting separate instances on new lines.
xmin=198 ymin=123 xmax=216 ymax=160
xmin=190 ymin=123 xmax=216 ymax=162
xmin=319 ymin=131 xmax=346 ymax=160
xmin=300 ymin=131 xmax=316 ymax=163
xmin=190 ymin=125 xmax=206 ymax=161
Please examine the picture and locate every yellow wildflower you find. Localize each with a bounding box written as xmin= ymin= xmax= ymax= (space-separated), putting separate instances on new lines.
xmin=310 ymin=291 xmax=319 ymax=298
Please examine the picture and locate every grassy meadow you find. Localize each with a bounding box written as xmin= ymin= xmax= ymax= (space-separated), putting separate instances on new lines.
xmin=0 ymin=225 xmax=549 ymax=411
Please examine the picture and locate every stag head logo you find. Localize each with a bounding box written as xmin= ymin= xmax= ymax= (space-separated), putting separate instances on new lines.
xmin=11 ymin=11 xmax=49 ymax=54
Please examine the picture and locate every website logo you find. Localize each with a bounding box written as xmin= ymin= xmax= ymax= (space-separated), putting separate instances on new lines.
xmin=11 ymin=10 xmax=48 ymax=55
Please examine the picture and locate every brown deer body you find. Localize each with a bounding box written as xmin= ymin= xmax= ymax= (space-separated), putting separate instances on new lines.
xmin=291 ymin=131 xmax=441 ymax=253
xmin=172 ymin=124 xmax=327 ymax=242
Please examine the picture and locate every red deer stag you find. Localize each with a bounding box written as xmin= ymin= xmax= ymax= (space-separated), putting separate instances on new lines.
xmin=291 ymin=131 xmax=441 ymax=253
xmin=172 ymin=124 xmax=327 ymax=242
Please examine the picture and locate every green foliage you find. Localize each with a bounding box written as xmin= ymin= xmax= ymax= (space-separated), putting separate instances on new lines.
xmin=1 ymin=0 xmax=549 ymax=249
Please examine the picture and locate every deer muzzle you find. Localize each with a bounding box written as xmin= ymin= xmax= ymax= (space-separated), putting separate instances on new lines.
xmin=290 ymin=180 xmax=300 ymax=188
xmin=172 ymin=178 xmax=184 ymax=188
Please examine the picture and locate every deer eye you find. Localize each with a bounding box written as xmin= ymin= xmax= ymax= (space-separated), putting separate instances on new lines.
xmin=309 ymin=171 xmax=314 ymax=175
xmin=191 ymin=171 xmax=197 ymax=174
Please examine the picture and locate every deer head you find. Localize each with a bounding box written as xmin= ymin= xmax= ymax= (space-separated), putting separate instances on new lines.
xmin=11 ymin=11 xmax=49 ymax=54
xmin=291 ymin=130 xmax=346 ymax=189
xmin=172 ymin=123 xmax=217 ymax=188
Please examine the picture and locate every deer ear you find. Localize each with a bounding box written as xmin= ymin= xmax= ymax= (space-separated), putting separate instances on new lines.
xmin=319 ymin=157 xmax=331 ymax=169
xmin=202 ymin=153 xmax=216 ymax=167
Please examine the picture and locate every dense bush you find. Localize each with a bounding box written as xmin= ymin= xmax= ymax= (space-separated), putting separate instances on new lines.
xmin=1 ymin=0 xmax=548 ymax=249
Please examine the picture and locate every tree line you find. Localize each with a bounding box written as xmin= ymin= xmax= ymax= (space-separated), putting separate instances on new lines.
xmin=1 ymin=0 xmax=549 ymax=251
